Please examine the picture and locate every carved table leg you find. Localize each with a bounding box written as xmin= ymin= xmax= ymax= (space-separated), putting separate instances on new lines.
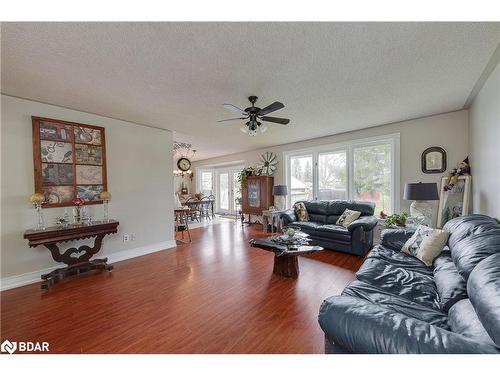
xmin=273 ymin=254 xmax=299 ymax=278
xmin=40 ymin=231 xmax=113 ymax=290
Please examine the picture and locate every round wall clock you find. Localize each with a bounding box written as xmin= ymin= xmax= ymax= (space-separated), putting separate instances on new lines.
xmin=177 ymin=157 xmax=192 ymax=172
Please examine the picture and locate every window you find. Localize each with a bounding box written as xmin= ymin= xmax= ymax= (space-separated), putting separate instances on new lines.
xmin=285 ymin=135 xmax=399 ymax=214
xmin=290 ymin=154 xmax=313 ymax=205
xmin=201 ymin=171 xmax=213 ymax=196
xmin=318 ymin=151 xmax=347 ymax=200
xmin=353 ymin=143 xmax=392 ymax=213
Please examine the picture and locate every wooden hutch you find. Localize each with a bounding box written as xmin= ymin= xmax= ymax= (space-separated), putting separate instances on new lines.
xmin=241 ymin=176 xmax=274 ymax=218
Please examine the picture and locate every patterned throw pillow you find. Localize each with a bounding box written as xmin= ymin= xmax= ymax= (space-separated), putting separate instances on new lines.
xmin=336 ymin=209 xmax=361 ymax=228
xmin=294 ymin=202 xmax=310 ymax=222
xmin=401 ymin=225 xmax=450 ymax=267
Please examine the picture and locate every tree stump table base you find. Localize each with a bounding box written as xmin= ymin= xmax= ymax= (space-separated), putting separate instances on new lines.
xmin=273 ymin=254 xmax=299 ymax=278
xmin=250 ymin=238 xmax=323 ymax=279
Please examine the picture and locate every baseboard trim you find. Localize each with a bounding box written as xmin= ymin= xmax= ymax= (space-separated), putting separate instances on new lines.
xmin=0 ymin=240 xmax=177 ymax=291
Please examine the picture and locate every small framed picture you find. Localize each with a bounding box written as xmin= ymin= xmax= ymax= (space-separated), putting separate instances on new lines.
xmin=422 ymin=147 xmax=446 ymax=173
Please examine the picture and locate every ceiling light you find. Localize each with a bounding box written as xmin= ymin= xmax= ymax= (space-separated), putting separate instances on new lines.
xmin=259 ymin=124 xmax=268 ymax=133
xmin=240 ymin=124 xmax=248 ymax=133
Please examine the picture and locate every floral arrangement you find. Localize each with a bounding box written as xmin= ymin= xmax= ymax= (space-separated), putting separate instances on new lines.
xmin=444 ymin=157 xmax=470 ymax=192
xmin=72 ymin=196 xmax=85 ymax=206
xmin=29 ymin=193 xmax=45 ymax=204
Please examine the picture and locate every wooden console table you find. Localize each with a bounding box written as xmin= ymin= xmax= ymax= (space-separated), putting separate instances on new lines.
xmin=23 ymin=220 xmax=119 ymax=289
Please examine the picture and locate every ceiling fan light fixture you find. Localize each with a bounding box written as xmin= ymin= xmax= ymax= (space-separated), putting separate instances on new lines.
xmin=240 ymin=124 xmax=248 ymax=134
xmin=259 ymin=124 xmax=268 ymax=133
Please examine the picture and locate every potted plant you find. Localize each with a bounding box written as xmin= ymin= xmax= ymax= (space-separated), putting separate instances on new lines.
xmin=381 ymin=211 xmax=409 ymax=228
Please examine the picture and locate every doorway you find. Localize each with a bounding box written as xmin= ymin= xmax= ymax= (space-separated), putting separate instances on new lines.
xmin=215 ymin=166 xmax=243 ymax=216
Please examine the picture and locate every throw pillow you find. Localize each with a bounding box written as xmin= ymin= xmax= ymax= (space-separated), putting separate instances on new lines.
xmin=294 ymin=202 xmax=310 ymax=222
xmin=336 ymin=209 xmax=361 ymax=228
xmin=401 ymin=225 xmax=450 ymax=267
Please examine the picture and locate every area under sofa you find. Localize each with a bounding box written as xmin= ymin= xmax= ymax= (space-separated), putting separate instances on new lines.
xmin=318 ymin=214 xmax=500 ymax=354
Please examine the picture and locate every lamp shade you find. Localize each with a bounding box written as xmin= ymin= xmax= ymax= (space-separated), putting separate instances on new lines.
xmin=273 ymin=185 xmax=288 ymax=196
xmin=404 ymin=182 xmax=439 ymax=201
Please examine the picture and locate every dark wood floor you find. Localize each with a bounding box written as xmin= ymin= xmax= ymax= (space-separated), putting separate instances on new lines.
xmin=1 ymin=222 xmax=364 ymax=353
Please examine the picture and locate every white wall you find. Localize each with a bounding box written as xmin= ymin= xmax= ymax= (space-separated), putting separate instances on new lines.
xmin=1 ymin=95 xmax=175 ymax=288
xmin=193 ymin=110 xmax=470 ymax=219
xmin=469 ymin=62 xmax=500 ymax=219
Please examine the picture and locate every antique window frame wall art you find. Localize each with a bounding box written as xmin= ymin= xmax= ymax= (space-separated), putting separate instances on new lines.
xmin=436 ymin=175 xmax=471 ymax=228
xmin=32 ymin=116 xmax=108 ymax=208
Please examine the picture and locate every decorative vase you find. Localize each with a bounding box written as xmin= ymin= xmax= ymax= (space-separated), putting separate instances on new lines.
xmin=103 ymin=199 xmax=109 ymax=222
xmin=73 ymin=206 xmax=82 ymax=224
xmin=35 ymin=202 xmax=45 ymax=230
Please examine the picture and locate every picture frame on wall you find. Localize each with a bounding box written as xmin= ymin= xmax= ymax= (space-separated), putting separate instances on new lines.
xmin=436 ymin=175 xmax=471 ymax=228
xmin=32 ymin=116 xmax=108 ymax=208
xmin=421 ymin=146 xmax=447 ymax=173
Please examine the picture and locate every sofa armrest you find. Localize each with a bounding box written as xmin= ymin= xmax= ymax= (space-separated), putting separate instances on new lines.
xmin=318 ymin=296 xmax=499 ymax=354
xmin=346 ymin=216 xmax=378 ymax=233
xmin=280 ymin=209 xmax=296 ymax=226
xmin=380 ymin=228 xmax=415 ymax=251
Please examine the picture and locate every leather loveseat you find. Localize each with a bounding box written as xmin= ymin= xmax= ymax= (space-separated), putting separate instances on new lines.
xmin=318 ymin=214 xmax=500 ymax=354
xmin=280 ymin=200 xmax=378 ymax=256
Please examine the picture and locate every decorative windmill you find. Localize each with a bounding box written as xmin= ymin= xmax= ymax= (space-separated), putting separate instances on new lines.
xmin=259 ymin=152 xmax=278 ymax=176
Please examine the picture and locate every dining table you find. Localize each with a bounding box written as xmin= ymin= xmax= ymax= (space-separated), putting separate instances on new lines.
xmin=180 ymin=197 xmax=215 ymax=219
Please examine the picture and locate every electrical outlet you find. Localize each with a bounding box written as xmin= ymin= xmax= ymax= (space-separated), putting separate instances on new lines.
xmin=123 ymin=234 xmax=130 ymax=242
xmin=131 ymin=234 xmax=136 ymax=241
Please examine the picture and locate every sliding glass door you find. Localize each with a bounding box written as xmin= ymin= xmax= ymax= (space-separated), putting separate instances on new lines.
xmin=289 ymin=154 xmax=314 ymax=205
xmin=285 ymin=135 xmax=398 ymax=214
xmin=215 ymin=166 xmax=244 ymax=215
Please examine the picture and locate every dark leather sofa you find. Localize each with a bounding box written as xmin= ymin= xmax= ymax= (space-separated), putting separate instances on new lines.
xmin=280 ymin=200 xmax=378 ymax=256
xmin=318 ymin=214 xmax=500 ymax=354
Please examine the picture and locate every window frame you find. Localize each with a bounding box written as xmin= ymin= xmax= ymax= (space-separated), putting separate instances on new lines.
xmin=283 ymin=133 xmax=400 ymax=213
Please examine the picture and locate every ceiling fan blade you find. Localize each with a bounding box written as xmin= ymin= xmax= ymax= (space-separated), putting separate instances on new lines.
xmin=223 ymin=103 xmax=248 ymax=116
xmin=217 ymin=117 xmax=247 ymax=123
xmin=260 ymin=116 xmax=290 ymax=125
xmin=258 ymin=101 xmax=285 ymax=116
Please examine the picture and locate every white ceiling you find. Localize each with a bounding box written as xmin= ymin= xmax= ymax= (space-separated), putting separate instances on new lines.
xmin=2 ymin=22 xmax=499 ymax=161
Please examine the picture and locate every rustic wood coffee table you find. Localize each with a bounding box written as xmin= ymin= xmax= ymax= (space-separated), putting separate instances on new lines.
xmin=249 ymin=235 xmax=323 ymax=278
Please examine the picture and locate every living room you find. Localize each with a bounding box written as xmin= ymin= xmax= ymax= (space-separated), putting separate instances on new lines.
xmin=1 ymin=1 xmax=500 ymax=372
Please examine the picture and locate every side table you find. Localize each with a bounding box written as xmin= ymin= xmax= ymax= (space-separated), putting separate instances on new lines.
xmin=262 ymin=209 xmax=285 ymax=234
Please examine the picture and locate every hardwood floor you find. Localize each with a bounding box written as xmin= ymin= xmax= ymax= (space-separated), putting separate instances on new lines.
xmin=0 ymin=222 xmax=364 ymax=353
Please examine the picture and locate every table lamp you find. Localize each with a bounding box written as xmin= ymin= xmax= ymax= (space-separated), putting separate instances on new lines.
xmin=403 ymin=182 xmax=439 ymax=226
xmin=273 ymin=185 xmax=288 ymax=211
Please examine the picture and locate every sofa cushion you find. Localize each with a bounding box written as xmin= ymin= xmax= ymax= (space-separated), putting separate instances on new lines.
xmin=451 ymin=229 xmax=500 ymax=280
xmin=308 ymin=213 xmax=327 ymax=224
xmin=314 ymin=224 xmax=351 ymax=241
xmin=328 ymin=200 xmax=375 ymax=216
xmin=444 ymin=214 xmax=500 ymax=250
xmin=468 ymin=253 xmax=500 ymax=347
xmin=367 ymin=245 xmax=434 ymax=276
xmin=301 ymin=200 xmax=329 ymax=215
xmin=355 ymin=257 xmax=440 ymax=309
xmin=290 ymin=221 xmax=322 ymax=232
xmin=325 ymin=215 xmax=341 ymax=224
xmin=294 ymin=202 xmax=310 ymax=221
xmin=401 ymin=225 xmax=450 ymax=267
xmin=342 ymin=280 xmax=449 ymax=329
xmin=448 ymin=299 xmax=495 ymax=346
xmin=336 ymin=209 xmax=361 ymax=227
xmin=433 ymin=251 xmax=468 ymax=312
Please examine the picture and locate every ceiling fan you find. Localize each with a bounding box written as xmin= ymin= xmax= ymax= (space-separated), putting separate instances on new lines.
xmin=217 ymin=96 xmax=290 ymax=136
